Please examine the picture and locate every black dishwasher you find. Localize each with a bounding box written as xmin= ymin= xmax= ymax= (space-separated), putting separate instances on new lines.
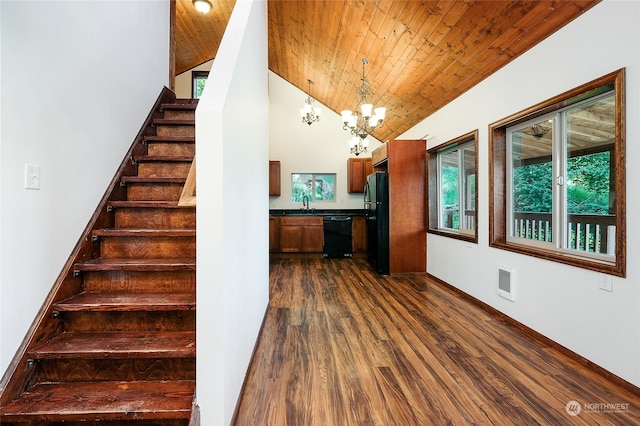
xmin=323 ymin=216 xmax=353 ymax=258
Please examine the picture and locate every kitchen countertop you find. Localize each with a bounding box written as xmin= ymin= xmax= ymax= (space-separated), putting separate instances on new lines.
xmin=269 ymin=209 xmax=366 ymax=217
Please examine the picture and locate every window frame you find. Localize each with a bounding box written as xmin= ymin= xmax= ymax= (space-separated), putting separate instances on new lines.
xmin=192 ymin=71 xmax=209 ymax=99
xmin=489 ymin=69 xmax=625 ymax=277
xmin=427 ymin=130 xmax=479 ymax=244
xmin=290 ymin=173 xmax=337 ymax=203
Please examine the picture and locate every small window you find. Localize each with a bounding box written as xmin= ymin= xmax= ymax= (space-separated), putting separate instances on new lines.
xmin=427 ymin=130 xmax=478 ymax=243
xmin=490 ymin=69 xmax=625 ymax=277
xmin=291 ymin=173 xmax=336 ymax=203
xmin=192 ymin=71 xmax=209 ymax=99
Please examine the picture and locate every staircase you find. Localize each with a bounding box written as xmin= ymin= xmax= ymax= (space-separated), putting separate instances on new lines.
xmin=0 ymin=89 xmax=198 ymax=425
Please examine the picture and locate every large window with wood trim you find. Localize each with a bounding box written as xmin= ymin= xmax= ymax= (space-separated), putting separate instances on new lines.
xmin=489 ymin=69 xmax=625 ymax=276
xmin=428 ymin=130 xmax=478 ymax=243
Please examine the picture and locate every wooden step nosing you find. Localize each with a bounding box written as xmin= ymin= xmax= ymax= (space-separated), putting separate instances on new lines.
xmin=29 ymin=331 xmax=196 ymax=359
xmin=161 ymin=102 xmax=198 ymax=109
xmin=92 ymin=229 xmax=196 ymax=237
xmin=121 ymin=176 xmax=187 ymax=184
xmin=152 ymin=119 xmax=195 ymax=126
xmin=133 ymin=155 xmax=194 ymax=163
xmin=53 ymin=292 xmax=195 ymax=312
xmin=108 ymin=201 xmax=193 ymax=209
xmin=74 ymin=258 xmax=196 ymax=273
xmin=143 ymin=135 xmax=196 ymax=143
xmin=0 ymin=380 xmax=194 ymax=421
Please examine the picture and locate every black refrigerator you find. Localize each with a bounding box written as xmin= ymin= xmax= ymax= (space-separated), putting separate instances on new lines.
xmin=364 ymin=171 xmax=389 ymax=275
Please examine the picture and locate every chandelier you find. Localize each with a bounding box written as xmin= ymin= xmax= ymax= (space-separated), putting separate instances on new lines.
xmin=300 ymin=79 xmax=321 ymax=126
xmin=341 ymin=58 xmax=386 ymax=156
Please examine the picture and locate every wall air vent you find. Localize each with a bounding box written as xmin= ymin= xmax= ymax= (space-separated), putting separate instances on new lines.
xmin=497 ymin=266 xmax=515 ymax=301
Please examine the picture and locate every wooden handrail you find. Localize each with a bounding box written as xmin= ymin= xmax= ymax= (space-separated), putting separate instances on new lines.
xmin=178 ymin=158 xmax=196 ymax=207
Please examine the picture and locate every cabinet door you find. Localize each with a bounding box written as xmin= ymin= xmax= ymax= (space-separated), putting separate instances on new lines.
xmin=347 ymin=158 xmax=372 ymax=193
xmin=269 ymin=216 xmax=279 ymax=252
xmin=279 ymin=225 xmax=302 ymax=252
xmin=269 ymin=161 xmax=281 ymax=196
xmin=351 ymin=216 xmax=367 ymax=252
xmin=301 ymin=225 xmax=324 ymax=252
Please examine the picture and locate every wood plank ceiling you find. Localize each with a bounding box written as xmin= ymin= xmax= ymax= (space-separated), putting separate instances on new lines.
xmin=176 ymin=0 xmax=600 ymax=142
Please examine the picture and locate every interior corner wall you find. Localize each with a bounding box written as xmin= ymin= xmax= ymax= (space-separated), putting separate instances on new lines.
xmin=268 ymin=72 xmax=382 ymax=210
xmin=194 ymin=1 xmax=269 ymax=424
xmin=400 ymin=0 xmax=640 ymax=386
xmin=0 ymin=0 xmax=169 ymax=376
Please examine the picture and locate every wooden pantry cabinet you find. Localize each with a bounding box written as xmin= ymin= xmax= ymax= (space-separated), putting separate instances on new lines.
xmin=370 ymin=139 xmax=426 ymax=273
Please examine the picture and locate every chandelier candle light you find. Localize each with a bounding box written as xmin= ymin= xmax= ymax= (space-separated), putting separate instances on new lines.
xmin=300 ymin=79 xmax=321 ymax=126
xmin=342 ymin=58 xmax=386 ymax=156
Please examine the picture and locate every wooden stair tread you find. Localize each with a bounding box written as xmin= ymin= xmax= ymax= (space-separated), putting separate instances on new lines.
xmin=121 ymin=176 xmax=187 ymax=183
xmin=75 ymin=258 xmax=195 ymax=272
xmin=161 ymin=103 xmax=198 ymax=110
xmin=108 ymin=200 xmax=193 ymax=208
xmin=92 ymin=229 xmax=196 ymax=237
xmin=0 ymin=380 xmax=195 ymax=421
xmin=152 ymin=118 xmax=195 ymax=126
xmin=133 ymin=155 xmax=193 ymax=162
xmin=143 ymin=135 xmax=195 ymax=143
xmin=29 ymin=331 xmax=195 ymax=359
xmin=54 ymin=292 xmax=195 ymax=311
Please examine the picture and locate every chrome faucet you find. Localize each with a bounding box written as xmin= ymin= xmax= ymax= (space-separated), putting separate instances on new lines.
xmin=302 ymin=195 xmax=310 ymax=210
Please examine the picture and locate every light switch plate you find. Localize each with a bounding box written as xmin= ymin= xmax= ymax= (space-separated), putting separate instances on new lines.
xmin=25 ymin=164 xmax=40 ymax=190
xmin=598 ymin=274 xmax=612 ymax=292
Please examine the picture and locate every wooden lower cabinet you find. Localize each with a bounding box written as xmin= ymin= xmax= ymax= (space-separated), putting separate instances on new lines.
xmin=278 ymin=216 xmax=323 ymax=253
xmin=269 ymin=216 xmax=279 ymax=252
xmin=271 ymin=214 xmax=366 ymax=255
xmin=351 ymin=216 xmax=367 ymax=253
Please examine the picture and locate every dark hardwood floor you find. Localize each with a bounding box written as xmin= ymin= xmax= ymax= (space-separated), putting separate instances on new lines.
xmin=234 ymin=258 xmax=640 ymax=425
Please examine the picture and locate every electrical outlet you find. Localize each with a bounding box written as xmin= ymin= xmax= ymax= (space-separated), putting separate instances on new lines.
xmin=24 ymin=164 xmax=41 ymax=190
xmin=598 ymin=274 xmax=612 ymax=292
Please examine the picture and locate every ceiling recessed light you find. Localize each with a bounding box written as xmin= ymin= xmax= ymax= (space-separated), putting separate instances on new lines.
xmin=193 ymin=0 xmax=212 ymax=14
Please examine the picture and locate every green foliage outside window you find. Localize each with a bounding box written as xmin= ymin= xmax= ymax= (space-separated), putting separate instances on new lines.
xmin=513 ymin=152 xmax=610 ymax=214
xmin=291 ymin=173 xmax=336 ymax=203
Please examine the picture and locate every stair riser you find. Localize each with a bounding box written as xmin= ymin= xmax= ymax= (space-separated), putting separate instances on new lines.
xmin=163 ymin=110 xmax=195 ymax=121
xmin=99 ymin=237 xmax=195 ymax=259
xmin=155 ymin=125 xmax=194 ymax=138
xmin=127 ymin=183 xmax=184 ymax=201
xmin=114 ymin=208 xmax=195 ymax=229
xmin=62 ymin=311 xmax=195 ymax=333
xmin=147 ymin=143 xmax=195 ymax=156
xmin=137 ymin=162 xmax=192 ymax=178
xmin=83 ymin=271 xmax=195 ymax=293
xmin=32 ymin=358 xmax=195 ymax=383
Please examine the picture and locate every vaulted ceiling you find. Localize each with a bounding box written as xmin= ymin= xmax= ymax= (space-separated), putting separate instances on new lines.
xmin=175 ymin=0 xmax=600 ymax=142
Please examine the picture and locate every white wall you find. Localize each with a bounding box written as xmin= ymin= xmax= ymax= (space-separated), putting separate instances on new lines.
xmin=175 ymin=59 xmax=214 ymax=99
xmin=0 ymin=0 xmax=169 ymax=376
xmin=268 ymin=72 xmax=382 ymax=210
xmin=400 ymin=0 xmax=640 ymax=387
xmin=195 ymin=1 xmax=269 ymax=424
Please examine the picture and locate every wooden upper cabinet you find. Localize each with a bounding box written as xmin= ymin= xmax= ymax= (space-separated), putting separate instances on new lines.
xmin=269 ymin=161 xmax=281 ymax=196
xmin=347 ymin=157 xmax=373 ymax=193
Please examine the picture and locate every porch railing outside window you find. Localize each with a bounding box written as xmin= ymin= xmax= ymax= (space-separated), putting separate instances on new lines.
xmin=512 ymin=212 xmax=615 ymax=255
